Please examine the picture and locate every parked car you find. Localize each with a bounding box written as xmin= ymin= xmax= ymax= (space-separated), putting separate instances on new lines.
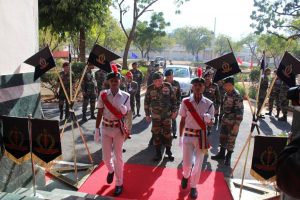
xmin=164 ymin=65 xmax=194 ymax=97
xmin=154 ymin=56 xmax=166 ymax=68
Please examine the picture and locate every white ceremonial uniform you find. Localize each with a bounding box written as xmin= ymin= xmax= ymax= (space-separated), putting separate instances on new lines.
xmin=179 ymin=94 xmax=214 ymax=188
xmin=97 ymin=89 xmax=131 ymax=186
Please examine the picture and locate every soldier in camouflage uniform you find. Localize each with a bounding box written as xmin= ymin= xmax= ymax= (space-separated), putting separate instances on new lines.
xmin=56 ymin=62 xmax=74 ymax=121
xmin=217 ymin=79 xmax=226 ymax=121
xmin=130 ymin=62 xmax=144 ymax=116
xmin=278 ymin=82 xmax=290 ymax=122
xmin=95 ymin=68 xmax=107 ymax=97
xmin=164 ymin=69 xmax=181 ymax=139
xmin=144 ymin=72 xmax=177 ymax=161
xmin=124 ymin=71 xmax=138 ymax=135
xmin=147 ymin=63 xmax=160 ymax=86
xmin=211 ymin=77 xmax=244 ymax=166
xmin=81 ymin=63 xmax=97 ymax=122
xmin=203 ymin=71 xmax=220 ymax=128
xmin=266 ymin=70 xmax=281 ymax=117
xmin=257 ymin=68 xmax=271 ymax=118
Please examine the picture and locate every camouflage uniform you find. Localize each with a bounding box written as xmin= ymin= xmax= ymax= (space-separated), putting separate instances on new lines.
xmin=217 ymin=80 xmax=225 ymax=116
xmin=81 ymin=69 xmax=97 ymax=120
xmin=203 ymin=82 xmax=221 ymax=114
xmin=130 ymin=69 xmax=144 ymax=115
xmin=125 ymin=80 xmax=138 ymax=116
xmin=165 ymin=79 xmax=181 ymax=138
xmin=58 ymin=71 xmax=74 ymax=120
xmin=144 ymin=81 xmax=177 ymax=160
xmin=219 ymin=89 xmax=244 ymax=152
xmin=257 ymin=75 xmax=269 ymax=115
xmin=95 ymin=69 xmax=107 ymax=96
xmin=278 ymin=82 xmax=289 ymax=121
xmin=268 ymin=78 xmax=281 ymax=115
xmin=119 ymin=75 xmax=126 ymax=91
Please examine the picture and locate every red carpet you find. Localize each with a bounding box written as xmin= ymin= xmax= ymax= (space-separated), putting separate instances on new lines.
xmin=78 ymin=162 xmax=232 ymax=200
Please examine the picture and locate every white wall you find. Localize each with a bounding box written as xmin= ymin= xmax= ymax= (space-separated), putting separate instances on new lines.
xmin=0 ymin=0 xmax=38 ymax=76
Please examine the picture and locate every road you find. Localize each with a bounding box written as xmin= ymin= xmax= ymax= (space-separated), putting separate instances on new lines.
xmin=42 ymin=95 xmax=292 ymax=184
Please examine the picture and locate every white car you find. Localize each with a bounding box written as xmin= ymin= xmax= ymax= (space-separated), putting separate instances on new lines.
xmin=164 ymin=65 xmax=194 ymax=97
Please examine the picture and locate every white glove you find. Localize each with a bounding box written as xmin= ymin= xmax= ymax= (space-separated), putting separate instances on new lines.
xmin=94 ymin=128 xmax=101 ymax=143
xmin=179 ymin=136 xmax=183 ymax=148
xmin=119 ymin=105 xmax=127 ymax=115
xmin=203 ymin=113 xmax=212 ymax=124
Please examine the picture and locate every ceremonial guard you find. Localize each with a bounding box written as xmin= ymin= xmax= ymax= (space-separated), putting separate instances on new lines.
xmin=144 ymin=72 xmax=177 ymax=161
xmin=95 ymin=68 xmax=107 ymax=96
xmin=203 ymin=71 xmax=220 ymax=128
xmin=266 ymin=70 xmax=281 ymax=117
xmin=179 ymin=77 xmax=214 ymax=199
xmin=278 ymin=82 xmax=289 ymax=122
xmin=124 ymin=71 xmax=138 ymax=135
xmin=56 ymin=62 xmax=74 ymax=121
xmin=130 ymin=62 xmax=144 ymax=116
xmin=164 ymin=69 xmax=181 ymax=138
xmin=81 ymin=63 xmax=97 ymax=122
xmin=95 ymin=66 xmax=130 ymax=196
xmin=211 ymin=77 xmax=244 ymax=166
xmin=257 ymin=68 xmax=271 ymax=118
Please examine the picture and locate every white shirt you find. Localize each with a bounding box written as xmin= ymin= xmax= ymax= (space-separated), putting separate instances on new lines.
xmin=97 ymin=89 xmax=131 ymax=120
xmin=179 ymin=94 xmax=215 ymax=130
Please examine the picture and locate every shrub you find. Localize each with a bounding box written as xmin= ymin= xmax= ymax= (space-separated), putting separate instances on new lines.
xmin=249 ymin=67 xmax=260 ymax=83
xmin=248 ymin=85 xmax=256 ymax=99
xmin=235 ymin=82 xmax=245 ymax=98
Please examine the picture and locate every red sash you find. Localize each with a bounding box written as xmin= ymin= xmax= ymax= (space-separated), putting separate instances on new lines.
xmin=101 ymin=92 xmax=129 ymax=138
xmin=183 ymin=99 xmax=209 ymax=149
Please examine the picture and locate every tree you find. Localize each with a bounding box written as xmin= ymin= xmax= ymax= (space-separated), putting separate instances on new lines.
xmin=174 ymin=26 xmax=213 ymax=61
xmin=39 ymin=27 xmax=66 ymax=51
xmin=39 ymin=0 xmax=111 ymax=62
xmin=114 ymin=0 xmax=189 ymax=68
xmin=134 ymin=12 xmax=170 ymax=59
xmin=250 ymin=0 xmax=300 ymax=40
xmin=257 ymin=34 xmax=298 ymax=67
xmin=240 ymin=34 xmax=261 ymax=64
xmin=213 ymin=34 xmax=242 ymax=56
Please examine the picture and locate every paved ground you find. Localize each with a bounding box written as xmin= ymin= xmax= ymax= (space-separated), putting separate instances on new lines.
xmin=40 ymin=94 xmax=292 ymax=190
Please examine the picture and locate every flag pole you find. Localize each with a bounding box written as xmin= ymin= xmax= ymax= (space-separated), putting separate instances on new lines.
xmin=69 ymin=44 xmax=73 ymax=102
xmin=28 ymin=114 xmax=37 ymax=196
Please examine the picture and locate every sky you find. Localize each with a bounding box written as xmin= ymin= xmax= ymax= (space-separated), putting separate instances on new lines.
xmin=111 ymin=0 xmax=255 ymax=41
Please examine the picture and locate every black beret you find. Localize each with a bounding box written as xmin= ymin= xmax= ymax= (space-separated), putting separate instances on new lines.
xmin=154 ymin=63 xmax=160 ymax=67
xmin=191 ymin=77 xmax=205 ymax=84
xmin=107 ymin=72 xmax=121 ymax=80
xmin=152 ymin=72 xmax=163 ymax=80
xmin=223 ymin=76 xmax=234 ymax=84
xmin=164 ymin=69 xmax=173 ymax=76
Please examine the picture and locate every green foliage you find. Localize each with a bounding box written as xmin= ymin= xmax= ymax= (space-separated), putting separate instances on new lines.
xmin=235 ymin=83 xmax=245 ymax=98
xmin=174 ymin=26 xmax=213 ymax=61
xmin=249 ymin=67 xmax=261 ymax=83
xmin=250 ymin=0 xmax=300 ymax=39
xmin=71 ymin=62 xmax=86 ymax=80
xmin=248 ymin=85 xmax=257 ymax=99
xmin=234 ymin=73 xmax=248 ymax=82
xmin=134 ymin=12 xmax=170 ymax=58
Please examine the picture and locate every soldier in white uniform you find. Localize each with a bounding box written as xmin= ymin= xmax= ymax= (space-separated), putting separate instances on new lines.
xmin=95 ymin=69 xmax=131 ymax=196
xmin=179 ymin=77 xmax=214 ymax=199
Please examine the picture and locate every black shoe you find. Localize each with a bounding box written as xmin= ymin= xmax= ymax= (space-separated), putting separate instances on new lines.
xmin=190 ymin=188 xmax=198 ymax=199
xmin=265 ymin=111 xmax=272 ymax=116
xmin=211 ymin=147 xmax=226 ymax=160
xmin=114 ymin=185 xmax=123 ymax=196
xmin=122 ymin=149 xmax=126 ymax=153
xmin=224 ymin=151 xmax=233 ymax=166
xmin=137 ymin=113 xmax=141 ymax=117
xmin=106 ymin=172 xmax=114 ymax=184
xmin=82 ymin=116 xmax=88 ymax=122
xmin=172 ymin=135 xmax=177 ymax=139
xmin=166 ymin=147 xmax=174 ymax=161
xmin=181 ymin=177 xmax=188 ymax=189
xmin=278 ymin=115 xmax=287 ymax=122
xmin=153 ymin=153 xmax=162 ymax=162
xmin=90 ymin=115 xmax=96 ymax=119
